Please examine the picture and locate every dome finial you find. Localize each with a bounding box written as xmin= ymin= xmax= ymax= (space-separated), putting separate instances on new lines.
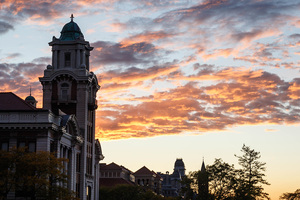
xmin=30 ymin=86 xmax=31 ymax=96
xmin=71 ymin=14 xmax=74 ymax=22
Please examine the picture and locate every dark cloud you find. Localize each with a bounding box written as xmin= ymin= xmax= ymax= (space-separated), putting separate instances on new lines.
xmin=289 ymin=33 xmax=300 ymax=39
xmin=31 ymin=57 xmax=51 ymax=64
xmin=91 ymin=41 xmax=161 ymax=65
xmin=0 ymin=21 xmax=14 ymax=34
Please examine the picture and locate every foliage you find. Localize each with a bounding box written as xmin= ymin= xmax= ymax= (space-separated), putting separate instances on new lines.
xmin=181 ymin=145 xmax=270 ymax=200
xmin=280 ymin=189 xmax=300 ymax=200
xmin=99 ymin=185 xmax=177 ymax=200
xmin=0 ymin=147 xmax=78 ymax=200
xmin=180 ymin=173 xmax=195 ymax=200
xmin=234 ymin=144 xmax=270 ymax=200
xmin=206 ymin=158 xmax=236 ymax=200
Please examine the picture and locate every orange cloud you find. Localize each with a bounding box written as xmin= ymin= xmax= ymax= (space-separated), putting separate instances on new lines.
xmin=121 ymin=31 xmax=176 ymax=47
xmin=288 ymin=81 xmax=300 ymax=99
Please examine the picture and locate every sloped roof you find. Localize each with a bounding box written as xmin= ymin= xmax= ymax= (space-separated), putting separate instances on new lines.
xmin=101 ymin=162 xmax=123 ymax=170
xmin=0 ymin=92 xmax=37 ymax=111
xmin=120 ymin=165 xmax=133 ymax=173
xmin=134 ymin=166 xmax=155 ymax=176
xmin=100 ymin=178 xmax=135 ymax=187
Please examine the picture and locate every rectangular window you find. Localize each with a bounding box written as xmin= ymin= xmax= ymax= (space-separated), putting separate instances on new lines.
xmin=76 ymin=153 xmax=81 ymax=172
xmin=50 ymin=141 xmax=55 ymax=152
xmin=65 ymin=52 xmax=71 ymax=67
xmin=86 ymin=186 xmax=91 ymax=200
xmin=61 ymin=89 xmax=68 ymax=100
xmin=28 ymin=142 xmax=36 ymax=152
xmin=1 ymin=142 xmax=8 ymax=151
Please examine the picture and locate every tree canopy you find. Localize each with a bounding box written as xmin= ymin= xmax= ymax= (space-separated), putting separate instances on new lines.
xmin=280 ymin=189 xmax=300 ymax=200
xmin=100 ymin=185 xmax=177 ymax=200
xmin=181 ymin=145 xmax=270 ymax=200
xmin=0 ymin=147 xmax=78 ymax=200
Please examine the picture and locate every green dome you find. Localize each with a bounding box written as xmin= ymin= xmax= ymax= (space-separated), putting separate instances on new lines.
xmin=25 ymin=95 xmax=36 ymax=101
xmin=59 ymin=18 xmax=84 ymax=41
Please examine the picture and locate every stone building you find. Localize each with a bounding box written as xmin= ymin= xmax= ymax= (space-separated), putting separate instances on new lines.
xmin=134 ymin=166 xmax=163 ymax=194
xmin=99 ymin=162 xmax=135 ymax=187
xmin=0 ymin=15 xmax=104 ymax=200
xmin=157 ymin=158 xmax=186 ymax=197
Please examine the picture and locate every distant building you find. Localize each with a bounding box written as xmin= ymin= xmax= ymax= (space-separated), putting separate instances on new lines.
xmin=134 ymin=166 xmax=163 ymax=194
xmin=100 ymin=162 xmax=135 ymax=187
xmin=158 ymin=158 xmax=186 ymax=197
xmin=0 ymin=15 xmax=104 ymax=200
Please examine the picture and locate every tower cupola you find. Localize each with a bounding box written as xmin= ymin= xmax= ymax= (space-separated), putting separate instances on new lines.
xmin=25 ymin=87 xmax=37 ymax=107
xmin=59 ymin=14 xmax=84 ymax=41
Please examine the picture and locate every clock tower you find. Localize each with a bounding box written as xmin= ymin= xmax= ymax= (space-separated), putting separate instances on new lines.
xmin=39 ymin=15 xmax=101 ymax=200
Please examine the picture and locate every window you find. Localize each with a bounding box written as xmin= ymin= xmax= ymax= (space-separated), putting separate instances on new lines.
xmin=28 ymin=142 xmax=36 ymax=152
xmin=76 ymin=153 xmax=81 ymax=172
xmin=1 ymin=142 xmax=8 ymax=151
xmin=18 ymin=140 xmax=36 ymax=152
xmin=65 ymin=52 xmax=71 ymax=67
xmin=61 ymin=83 xmax=69 ymax=100
xmin=50 ymin=141 xmax=55 ymax=152
xmin=86 ymin=156 xmax=92 ymax=175
xmin=86 ymin=186 xmax=91 ymax=200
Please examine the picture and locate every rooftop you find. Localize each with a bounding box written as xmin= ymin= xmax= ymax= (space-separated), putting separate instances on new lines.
xmin=0 ymin=92 xmax=37 ymax=111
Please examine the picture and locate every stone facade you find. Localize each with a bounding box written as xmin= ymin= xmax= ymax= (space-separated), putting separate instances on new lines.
xmin=157 ymin=158 xmax=186 ymax=197
xmin=100 ymin=162 xmax=136 ymax=187
xmin=134 ymin=166 xmax=163 ymax=195
xmin=0 ymin=16 xmax=104 ymax=200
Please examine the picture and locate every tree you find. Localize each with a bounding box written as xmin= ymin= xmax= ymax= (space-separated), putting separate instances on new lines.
xmin=0 ymin=147 xmax=78 ymax=200
xmin=99 ymin=185 xmax=177 ymax=200
xmin=180 ymin=174 xmax=195 ymax=200
xmin=234 ymin=144 xmax=270 ymax=200
xmin=206 ymin=159 xmax=236 ymax=200
xmin=280 ymin=189 xmax=300 ymax=200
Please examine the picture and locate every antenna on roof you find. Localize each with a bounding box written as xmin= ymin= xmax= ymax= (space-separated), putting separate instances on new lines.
xmin=71 ymin=14 xmax=74 ymax=22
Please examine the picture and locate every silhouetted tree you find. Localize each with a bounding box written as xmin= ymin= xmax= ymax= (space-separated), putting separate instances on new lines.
xmin=99 ymin=185 xmax=177 ymax=200
xmin=206 ymin=158 xmax=236 ymax=200
xmin=234 ymin=144 xmax=270 ymax=200
xmin=280 ymin=189 xmax=300 ymax=200
xmin=180 ymin=174 xmax=195 ymax=200
xmin=0 ymin=147 xmax=78 ymax=200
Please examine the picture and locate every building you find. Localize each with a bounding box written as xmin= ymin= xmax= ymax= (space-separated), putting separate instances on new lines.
xmin=99 ymin=162 xmax=135 ymax=187
xmin=158 ymin=158 xmax=186 ymax=197
xmin=134 ymin=166 xmax=163 ymax=194
xmin=0 ymin=15 xmax=104 ymax=200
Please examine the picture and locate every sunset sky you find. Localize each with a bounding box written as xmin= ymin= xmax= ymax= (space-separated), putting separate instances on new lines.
xmin=1 ymin=0 xmax=300 ymax=199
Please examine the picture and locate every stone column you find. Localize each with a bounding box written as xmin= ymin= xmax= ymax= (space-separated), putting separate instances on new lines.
xmin=82 ymin=50 xmax=85 ymax=67
xmin=77 ymin=49 xmax=80 ymax=68
xmin=53 ymin=50 xmax=58 ymax=69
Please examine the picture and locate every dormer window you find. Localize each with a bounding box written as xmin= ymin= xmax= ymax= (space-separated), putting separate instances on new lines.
xmin=65 ymin=52 xmax=71 ymax=67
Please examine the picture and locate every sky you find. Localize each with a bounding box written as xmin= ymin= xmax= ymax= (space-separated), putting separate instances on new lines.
xmin=1 ymin=0 xmax=300 ymax=199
